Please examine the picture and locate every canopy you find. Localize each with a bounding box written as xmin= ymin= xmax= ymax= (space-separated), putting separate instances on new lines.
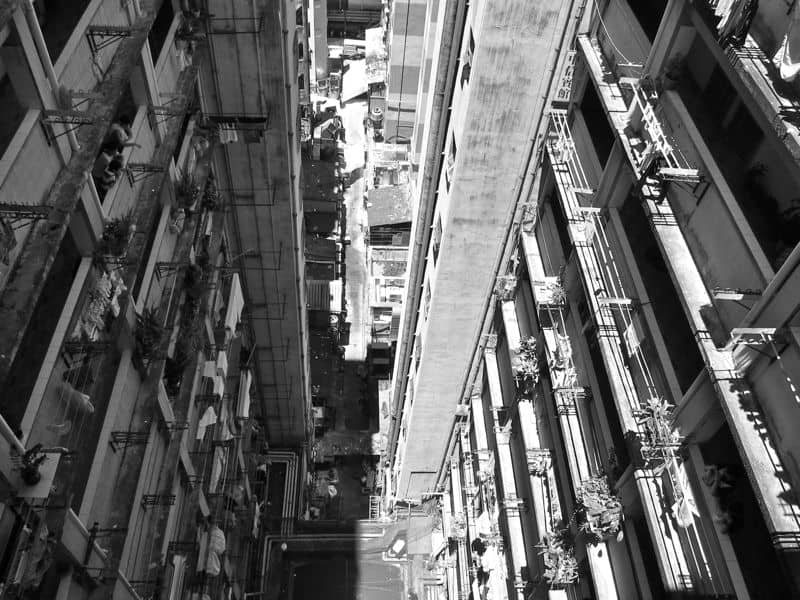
xmin=341 ymin=59 xmax=368 ymax=102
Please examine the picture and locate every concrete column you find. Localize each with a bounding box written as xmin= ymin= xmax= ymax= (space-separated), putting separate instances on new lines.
xmin=543 ymin=123 xmax=700 ymax=592
xmin=484 ymin=348 xmax=528 ymax=599
xmin=642 ymin=186 xmax=800 ymax=588
xmin=22 ymin=258 xmax=92 ymax=439
xmin=78 ymin=348 xmax=134 ymax=522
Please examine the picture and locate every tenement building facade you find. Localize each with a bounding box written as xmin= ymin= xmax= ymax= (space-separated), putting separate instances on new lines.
xmin=0 ymin=0 xmax=309 ymax=598
xmin=386 ymin=0 xmax=800 ymax=598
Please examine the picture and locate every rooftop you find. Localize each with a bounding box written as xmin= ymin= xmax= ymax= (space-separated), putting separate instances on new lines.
xmin=367 ymin=184 xmax=412 ymax=227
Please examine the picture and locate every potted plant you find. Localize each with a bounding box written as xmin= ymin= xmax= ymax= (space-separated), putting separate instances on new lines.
xmin=97 ymin=214 xmax=134 ymax=257
xmin=176 ymin=172 xmax=201 ymax=211
xmin=547 ymin=279 xmax=566 ymax=305
xmin=514 ymin=336 xmax=540 ymax=393
xmin=577 ymin=476 xmax=624 ymax=544
xmin=539 ymin=529 xmax=578 ymax=586
xmin=494 ymin=275 xmax=517 ymax=301
xmin=135 ymin=307 xmax=164 ymax=361
xmin=20 ymin=444 xmax=48 ymax=486
xmin=202 ymin=175 xmax=221 ymax=211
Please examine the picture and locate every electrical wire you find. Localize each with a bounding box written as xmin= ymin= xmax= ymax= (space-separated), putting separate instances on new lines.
xmin=593 ymin=1 xmax=634 ymax=67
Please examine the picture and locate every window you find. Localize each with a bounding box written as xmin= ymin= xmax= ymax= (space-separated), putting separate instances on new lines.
xmin=461 ymin=28 xmax=475 ymax=87
xmin=148 ymin=0 xmax=175 ymax=62
xmin=432 ymin=215 xmax=443 ymax=262
xmin=629 ymin=0 xmax=668 ymax=42
xmin=445 ymin=136 xmax=457 ymax=191
xmin=298 ymin=42 xmax=304 ymax=60
xmin=580 ymin=82 xmax=614 ymax=168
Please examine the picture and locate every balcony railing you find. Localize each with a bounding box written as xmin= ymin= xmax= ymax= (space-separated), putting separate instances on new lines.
xmin=545 ymin=111 xmax=731 ymax=595
xmin=628 ymin=80 xmax=702 ymax=186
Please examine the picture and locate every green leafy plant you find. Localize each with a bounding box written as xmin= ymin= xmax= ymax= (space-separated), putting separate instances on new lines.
xmin=98 ymin=214 xmax=133 ymax=256
xmin=577 ymin=476 xmax=624 ymax=544
xmin=176 ymin=172 xmax=201 ymax=209
xmin=514 ymin=336 xmax=540 ymax=394
xmin=135 ymin=307 xmax=164 ymax=360
xmin=539 ymin=529 xmax=578 ymax=586
xmin=547 ymin=279 xmax=566 ymax=305
xmin=202 ymin=175 xmax=221 ymax=211
xmin=20 ymin=444 xmax=48 ymax=486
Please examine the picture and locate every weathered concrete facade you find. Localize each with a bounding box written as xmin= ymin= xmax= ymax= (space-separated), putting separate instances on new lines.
xmin=0 ymin=1 xmax=308 ymax=598
xmin=386 ymin=1 xmax=800 ymax=599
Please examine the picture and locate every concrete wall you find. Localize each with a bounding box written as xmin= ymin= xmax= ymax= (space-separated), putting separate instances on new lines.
xmin=395 ymin=0 xmax=576 ymax=499
xmin=205 ymin=0 xmax=310 ymax=447
xmin=384 ymin=0 xmax=426 ymax=144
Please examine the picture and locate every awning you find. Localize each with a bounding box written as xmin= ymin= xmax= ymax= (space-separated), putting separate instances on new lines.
xmin=341 ymin=59 xmax=368 ymax=102
xmin=224 ymin=274 xmax=244 ymax=332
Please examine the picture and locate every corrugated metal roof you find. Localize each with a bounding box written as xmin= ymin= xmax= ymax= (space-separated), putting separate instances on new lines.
xmin=306 ymin=279 xmax=343 ymax=313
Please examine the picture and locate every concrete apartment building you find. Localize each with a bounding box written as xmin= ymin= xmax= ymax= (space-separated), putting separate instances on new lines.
xmin=386 ymin=0 xmax=800 ymax=598
xmin=0 ymin=1 xmax=309 ymax=598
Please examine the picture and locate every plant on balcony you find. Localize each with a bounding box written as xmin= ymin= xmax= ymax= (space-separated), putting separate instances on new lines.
xmin=513 ymin=336 xmax=540 ymax=393
xmin=546 ymin=279 xmax=566 ymax=305
xmin=539 ymin=528 xmax=578 ymax=586
xmin=135 ymin=307 xmax=164 ymax=361
xmin=176 ymin=172 xmax=201 ymax=210
xmin=19 ymin=444 xmax=48 ymax=486
xmin=97 ymin=214 xmax=134 ymax=257
xmin=577 ymin=476 xmax=624 ymax=544
xmin=494 ymin=275 xmax=517 ymax=301
xmin=184 ymin=263 xmax=205 ymax=300
xmin=634 ymin=396 xmax=681 ymax=475
xmin=202 ymin=174 xmax=221 ymax=211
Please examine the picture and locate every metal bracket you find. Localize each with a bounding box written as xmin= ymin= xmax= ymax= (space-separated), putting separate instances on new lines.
xmin=126 ymin=163 xmax=165 ymax=185
xmin=41 ymin=109 xmax=94 ymax=136
xmin=86 ymin=25 xmax=135 ymax=54
xmin=110 ymin=430 xmax=149 ymax=451
xmin=148 ymin=104 xmax=188 ymax=126
xmin=141 ymin=494 xmax=176 ymax=508
xmin=0 ymin=202 xmax=51 ymax=230
xmin=155 ymin=261 xmax=189 ymax=280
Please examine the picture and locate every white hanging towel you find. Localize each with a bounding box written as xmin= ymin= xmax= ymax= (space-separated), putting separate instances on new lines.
xmin=216 ymin=350 xmax=228 ymax=378
xmin=209 ymin=447 xmax=225 ymax=493
xmin=237 ymin=369 xmax=253 ymax=419
xmin=196 ymin=406 xmax=217 ymax=440
xmin=224 ymin=273 xmax=244 ymax=333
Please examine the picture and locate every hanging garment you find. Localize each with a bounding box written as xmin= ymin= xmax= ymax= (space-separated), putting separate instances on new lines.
xmin=672 ymin=463 xmax=700 ymax=528
xmin=196 ymin=406 xmax=217 ymax=440
xmin=717 ymin=0 xmax=758 ymax=48
xmin=774 ymin=1 xmax=800 ymax=81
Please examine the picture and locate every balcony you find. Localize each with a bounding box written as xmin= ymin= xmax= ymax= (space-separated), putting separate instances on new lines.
xmin=545 ymin=111 xmax=734 ymax=595
xmin=692 ymin=2 xmax=800 ymax=163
